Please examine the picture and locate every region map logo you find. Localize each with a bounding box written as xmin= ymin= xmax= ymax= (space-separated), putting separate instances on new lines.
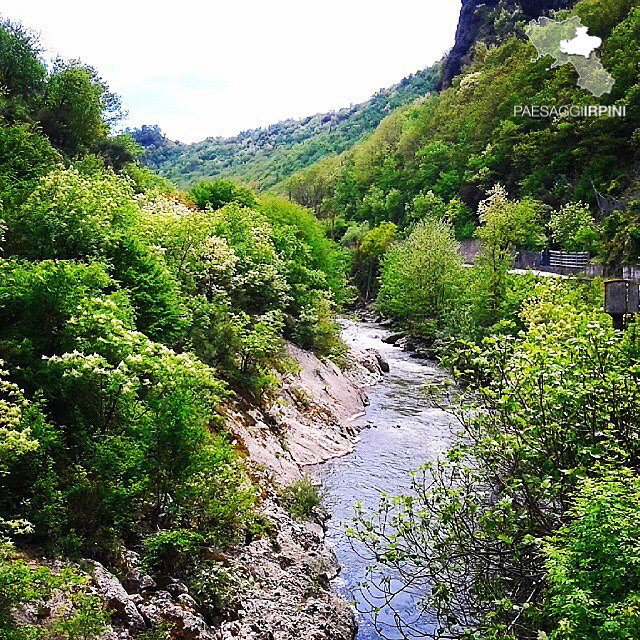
xmin=525 ymin=16 xmax=614 ymax=97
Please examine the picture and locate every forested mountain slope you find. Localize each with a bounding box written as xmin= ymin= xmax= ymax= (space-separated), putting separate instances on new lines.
xmin=289 ymin=0 xmax=639 ymax=265
xmin=135 ymin=0 xmax=580 ymax=191
xmin=131 ymin=66 xmax=439 ymax=189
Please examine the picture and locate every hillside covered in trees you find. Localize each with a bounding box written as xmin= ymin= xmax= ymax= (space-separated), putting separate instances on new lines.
xmin=130 ymin=66 xmax=439 ymax=189
xmin=283 ymin=0 xmax=640 ymax=638
xmin=288 ymin=0 xmax=640 ymax=263
xmin=3 ymin=0 xmax=640 ymax=639
xmin=0 ymin=17 xmax=355 ymax=639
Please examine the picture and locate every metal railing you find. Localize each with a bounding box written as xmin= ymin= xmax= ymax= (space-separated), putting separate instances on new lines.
xmin=547 ymin=251 xmax=591 ymax=270
xmin=623 ymin=265 xmax=640 ymax=282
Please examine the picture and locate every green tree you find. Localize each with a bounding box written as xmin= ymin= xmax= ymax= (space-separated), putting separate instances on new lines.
xmin=544 ymin=471 xmax=640 ymax=640
xmin=353 ymin=222 xmax=397 ymax=299
xmin=0 ymin=123 xmax=62 ymax=208
xmin=259 ymin=195 xmax=347 ymax=304
xmin=378 ymin=219 xmax=463 ymax=337
xmin=286 ymin=156 xmax=339 ymax=220
xmin=475 ymin=186 xmax=545 ymax=325
xmin=39 ymin=60 xmax=121 ymax=156
xmin=7 ymin=167 xmax=137 ymax=261
xmin=549 ymin=202 xmax=600 ymax=252
xmin=0 ymin=363 xmax=40 ymax=538
xmin=190 ymin=178 xmax=256 ymax=211
xmin=39 ymin=297 xmax=249 ymax=548
xmin=600 ymin=200 xmax=640 ymax=266
xmin=477 ymin=185 xmax=545 ymax=254
xmin=94 ymin=133 xmax=143 ymax=172
xmin=6 ymin=168 xmax=187 ymax=343
xmin=0 ymin=20 xmax=46 ymax=121
xmin=409 ymin=190 xmax=448 ymax=222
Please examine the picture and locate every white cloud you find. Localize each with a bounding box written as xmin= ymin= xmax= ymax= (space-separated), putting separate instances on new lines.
xmin=1 ymin=0 xmax=461 ymax=142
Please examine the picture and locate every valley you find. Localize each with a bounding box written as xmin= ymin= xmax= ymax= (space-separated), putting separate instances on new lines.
xmin=1 ymin=1 xmax=640 ymax=639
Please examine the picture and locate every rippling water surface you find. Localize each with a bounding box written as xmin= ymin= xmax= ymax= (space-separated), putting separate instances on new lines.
xmin=313 ymin=320 xmax=455 ymax=640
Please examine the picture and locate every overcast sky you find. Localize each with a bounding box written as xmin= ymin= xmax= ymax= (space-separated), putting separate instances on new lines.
xmin=2 ymin=1 xmax=462 ymax=143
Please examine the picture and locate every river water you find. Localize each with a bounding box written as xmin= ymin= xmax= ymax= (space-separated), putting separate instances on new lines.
xmin=313 ymin=320 xmax=456 ymax=640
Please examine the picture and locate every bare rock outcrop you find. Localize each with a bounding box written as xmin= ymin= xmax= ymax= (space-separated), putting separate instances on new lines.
xmin=439 ymin=0 xmax=576 ymax=88
xmin=220 ymin=501 xmax=356 ymax=640
xmin=225 ymin=340 xmax=380 ymax=483
xmin=137 ymin=590 xmax=214 ymax=640
xmin=212 ymin=338 xmax=375 ymax=640
xmin=89 ymin=561 xmax=146 ymax=632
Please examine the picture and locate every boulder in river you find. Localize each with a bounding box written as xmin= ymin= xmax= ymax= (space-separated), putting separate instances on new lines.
xmin=396 ymin=337 xmax=417 ymax=351
xmin=374 ymin=352 xmax=390 ymax=373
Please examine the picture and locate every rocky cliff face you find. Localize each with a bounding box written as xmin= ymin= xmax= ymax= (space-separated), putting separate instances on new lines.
xmin=439 ymin=0 xmax=577 ymax=87
xmin=224 ymin=342 xmax=382 ymax=484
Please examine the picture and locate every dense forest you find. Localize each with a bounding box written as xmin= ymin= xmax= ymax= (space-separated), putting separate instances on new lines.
xmin=288 ymin=0 xmax=639 ymax=265
xmin=0 ymin=18 xmax=350 ymax=638
xmin=130 ymin=66 xmax=440 ymax=189
xmin=2 ymin=0 xmax=640 ymax=638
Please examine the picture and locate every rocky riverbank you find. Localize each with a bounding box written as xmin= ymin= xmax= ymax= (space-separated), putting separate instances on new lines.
xmin=11 ymin=337 xmax=384 ymax=640
xmin=213 ymin=338 xmax=383 ymax=640
xmin=225 ymin=341 xmax=383 ymax=483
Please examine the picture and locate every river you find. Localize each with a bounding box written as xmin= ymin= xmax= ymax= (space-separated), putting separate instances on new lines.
xmin=313 ymin=320 xmax=456 ymax=640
